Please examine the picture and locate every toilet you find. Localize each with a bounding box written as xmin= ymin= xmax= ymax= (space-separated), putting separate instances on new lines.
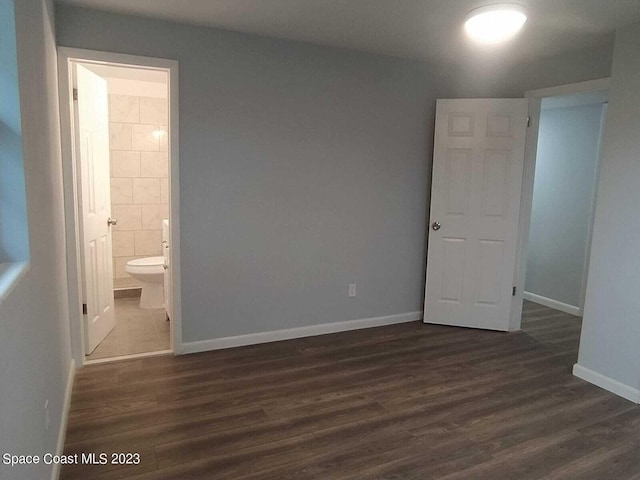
xmin=125 ymin=256 xmax=165 ymax=309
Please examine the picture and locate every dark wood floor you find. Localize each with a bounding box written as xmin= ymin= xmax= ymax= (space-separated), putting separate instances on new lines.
xmin=61 ymin=301 xmax=640 ymax=480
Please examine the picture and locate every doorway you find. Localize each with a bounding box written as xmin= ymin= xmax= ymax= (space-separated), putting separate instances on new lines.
xmin=423 ymin=79 xmax=609 ymax=335
xmin=524 ymin=91 xmax=607 ymax=316
xmin=510 ymin=78 xmax=610 ymax=331
xmin=58 ymin=49 xmax=182 ymax=365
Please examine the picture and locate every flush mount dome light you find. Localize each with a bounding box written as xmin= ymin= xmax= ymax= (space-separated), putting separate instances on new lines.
xmin=464 ymin=4 xmax=527 ymax=44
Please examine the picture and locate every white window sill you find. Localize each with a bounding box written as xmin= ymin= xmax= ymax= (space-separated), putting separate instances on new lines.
xmin=0 ymin=262 xmax=29 ymax=304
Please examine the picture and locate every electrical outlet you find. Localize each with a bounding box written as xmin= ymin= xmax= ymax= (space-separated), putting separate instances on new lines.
xmin=44 ymin=400 xmax=50 ymax=431
xmin=348 ymin=284 xmax=356 ymax=297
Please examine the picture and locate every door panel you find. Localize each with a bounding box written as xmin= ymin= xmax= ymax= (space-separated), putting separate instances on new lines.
xmin=76 ymin=64 xmax=116 ymax=354
xmin=482 ymin=150 xmax=510 ymax=217
xmin=475 ymin=239 xmax=503 ymax=305
xmin=424 ymin=99 xmax=528 ymax=331
xmin=440 ymin=237 xmax=466 ymax=303
xmin=445 ymin=149 xmax=472 ymax=216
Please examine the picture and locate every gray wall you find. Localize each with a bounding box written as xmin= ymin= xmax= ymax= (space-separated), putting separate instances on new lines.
xmin=54 ymin=4 xmax=614 ymax=344
xmin=55 ymin=5 xmax=442 ymax=342
xmin=577 ymin=22 xmax=640 ymax=392
xmin=504 ymin=42 xmax=613 ymax=96
xmin=525 ymin=103 xmax=604 ymax=308
xmin=437 ymin=41 xmax=613 ymax=99
xmin=0 ymin=1 xmax=72 ymax=479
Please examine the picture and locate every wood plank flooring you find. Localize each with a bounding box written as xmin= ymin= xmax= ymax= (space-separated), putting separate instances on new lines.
xmin=61 ymin=301 xmax=640 ymax=479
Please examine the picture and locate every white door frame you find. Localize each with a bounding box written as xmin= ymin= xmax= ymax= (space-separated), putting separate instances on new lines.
xmin=58 ymin=47 xmax=183 ymax=366
xmin=509 ymin=77 xmax=610 ymax=330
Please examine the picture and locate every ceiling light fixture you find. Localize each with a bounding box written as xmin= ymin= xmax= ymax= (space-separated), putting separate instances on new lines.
xmin=464 ymin=4 xmax=527 ymax=44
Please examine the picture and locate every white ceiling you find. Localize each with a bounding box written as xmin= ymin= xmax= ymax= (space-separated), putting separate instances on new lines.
xmin=84 ymin=63 xmax=167 ymax=83
xmin=84 ymin=63 xmax=168 ymax=97
xmin=57 ymin=0 xmax=640 ymax=63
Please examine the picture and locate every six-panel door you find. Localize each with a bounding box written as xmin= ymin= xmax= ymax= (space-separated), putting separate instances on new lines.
xmin=424 ymin=99 xmax=529 ymax=331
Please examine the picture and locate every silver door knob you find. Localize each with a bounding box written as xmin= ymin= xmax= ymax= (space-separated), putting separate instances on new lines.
xmin=432 ymin=221 xmax=441 ymax=231
xmin=107 ymin=217 xmax=118 ymax=226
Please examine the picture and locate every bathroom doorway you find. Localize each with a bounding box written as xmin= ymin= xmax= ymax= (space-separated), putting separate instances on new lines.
xmin=58 ymin=49 xmax=181 ymax=365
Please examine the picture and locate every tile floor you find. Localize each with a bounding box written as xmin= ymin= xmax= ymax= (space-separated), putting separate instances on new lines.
xmin=86 ymin=294 xmax=170 ymax=361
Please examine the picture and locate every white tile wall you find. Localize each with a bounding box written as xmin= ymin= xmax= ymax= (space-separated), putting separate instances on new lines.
xmin=141 ymin=204 xmax=169 ymax=230
xmin=114 ymin=256 xmax=138 ymax=279
xmin=132 ymin=124 xmax=160 ymax=151
xmin=140 ymin=151 xmax=168 ymax=177
xmin=112 ymin=204 xmax=142 ymax=231
xmin=110 ymin=178 xmax=133 ymax=204
xmin=132 ymin=178 xmax=161 ymax=204
xmin=108 ymin=93 xmax=169 ymax=287
xmin=111 ymin=151 xmax=141 ymax=177
xmin=159 ymin=132 xmax=168 ymax=152
xmin=160 ymin=177 xmax=169 ymax=204
xmin=109 ymin=94 xmax=140 ymax=123
xmin=109 ymin=122 xmax=132 ymax=151
xmin=140 ymin=97 xmax=168 ymax=125
xmin=112 ymin=230 xmax=135 ymax=257
xmin=134 ymin=230 xmax=162 ymax=256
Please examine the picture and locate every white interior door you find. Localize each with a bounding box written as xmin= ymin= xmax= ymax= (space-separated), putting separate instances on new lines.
xmin=75 ymin=64 xmax=116 ymax=354
xmin=424 ymin=99 xmax=529 ymax=331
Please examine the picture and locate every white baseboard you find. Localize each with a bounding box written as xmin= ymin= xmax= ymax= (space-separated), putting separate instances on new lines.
xmin=182 ymin=311 xmax=423 ymax=354
xmin=573 ymin=363 xmax=640 ymax=404
xmin=523 ymin=291 xmax=582 ymax=316
xmin=51 ymin=359 xmax=76 ymax=480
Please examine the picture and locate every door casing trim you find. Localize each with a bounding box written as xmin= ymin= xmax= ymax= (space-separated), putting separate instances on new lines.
xmin=57 ymin=47 xmax=183 ymax=366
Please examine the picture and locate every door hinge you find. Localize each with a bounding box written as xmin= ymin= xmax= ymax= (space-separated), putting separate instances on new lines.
xmin=526 ymin=116 xmax=531 ymax=127
xmin=82 ymin=303 xmax=87 ymax=315
xmin=73 ymin=88 xmax=78 ymax=101
xmin=512 ymin=286 xmax=517 ymax=296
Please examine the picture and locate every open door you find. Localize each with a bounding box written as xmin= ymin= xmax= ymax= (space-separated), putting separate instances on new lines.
xmin=75 ymin=64 xmax=116 ymax=353
xmin=424 ymin=99 xmax=528 ymax=331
